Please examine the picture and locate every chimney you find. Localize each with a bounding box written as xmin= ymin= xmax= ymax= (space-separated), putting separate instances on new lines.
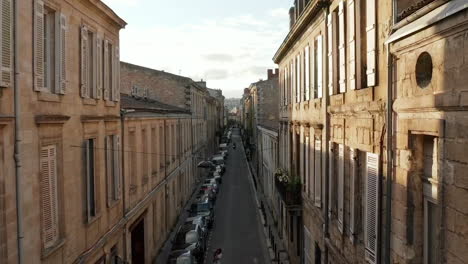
xmin=196 ymin=79 xmax=207 ymax=88
xmin=289 ymin=6 xmax=296 ymax=29
xmin=267 ymin=68 xmax=279 ymax=80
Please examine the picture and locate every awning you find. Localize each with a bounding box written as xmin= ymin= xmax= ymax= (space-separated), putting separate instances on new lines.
xmin=386 ymin=0 xmax=468 ymax=44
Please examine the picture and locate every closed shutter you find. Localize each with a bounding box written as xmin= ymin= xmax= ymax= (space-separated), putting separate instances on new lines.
xmin=349 ymin=148 xmax=358 ymax=242
xmin=364 ymin=152 xmax=379 ymax=263
xmin=110 ymin=43 xmax=116 ymax=101
xmin=305 ymin=46 xmax=310 ymax=101
xmin=296 ymin=54 xmax=300 ymax=103
xmin=314 ymin=139 xmax=322 ymax=207
xmin=56 ymin=14 xmax=67 ymax=94
xmin=290 ymin=62 xmax=293 ymax=104
xmin=338 ymin=1 xmax=346 ymax=94
xmin=348 ymin=0 xmax=356 ymax=90
xmin=103 ymin=40 xmax=109 ymax=100
xmin=114 ymin=45 xmax=120 ymax=101
xmin=316 ymin=35 xmax=323 ymax=99
xmin=327 ymin=14 xmax=334 ymax=96
xmin=40 ymin=145 xmax=59 ymax=248
xmin=114 ymin=135 xmax=121 ymax=199
xmin=328 ymin=142 xmax=334 ymax=218
xmin=366 ymin=0 xmax=377 ymax=86
xmin=338 ymin=143 xmax=344 ymax=233
xmin=0 ymin=0 xmax=12 ymax=88
xmin=96 ymin=36 xmax=102 ymax=99
xmin=105 ymin=136 xmax=112 ymax=206
xmin=34 ymin=0 xmax=45 ymax=91
xmin=304 ymin=226 xmax=312 ymax=264
xmin=80 ymin=25 xmax=88 ymax=98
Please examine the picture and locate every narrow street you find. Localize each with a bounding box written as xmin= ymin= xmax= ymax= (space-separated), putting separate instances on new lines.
xmin=205 ymin=128 xmax=269 ymax=264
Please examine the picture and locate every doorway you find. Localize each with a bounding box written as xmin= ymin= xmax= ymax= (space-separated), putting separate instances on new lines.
xmin=131 ymin=218 xmax=145 ymax=264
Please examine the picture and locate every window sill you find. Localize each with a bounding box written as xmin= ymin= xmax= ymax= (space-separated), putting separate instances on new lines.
xmin=86 ymin=213 xmax=102 ymax=226
xmin=42 ymin=238 xmax=66 ymax=259
xmin=105 ymin=100 xmax=116 ymax=107
xmin=107 ymin=199 xmax=120 ymax=209
xmin=38 ymin=92 xmax=61 ymax=103
xmin=83 ymin=98 xmax=97 ymax=105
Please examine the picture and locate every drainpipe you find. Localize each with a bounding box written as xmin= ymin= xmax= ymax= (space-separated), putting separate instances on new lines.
xmin=119 ymin=110 xmax=128 ymax=260
xmin=384 ymin=46 xmax=394 ymax=264
xmin=13 ymin=0 xmax=24 ymax=263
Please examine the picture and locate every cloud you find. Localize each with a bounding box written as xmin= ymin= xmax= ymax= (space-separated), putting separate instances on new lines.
xmin=204 ymin=69 xmax=229 ymax=80
xmin=102 ymin=0 xmax=139 ymax=7
xmin=269 ymin=8 xmax=289 ymax=19
xmin=203 ymin=54 xmax=234 ymax=62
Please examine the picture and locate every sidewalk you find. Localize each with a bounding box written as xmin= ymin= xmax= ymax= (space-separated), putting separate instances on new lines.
xmin=242 ymin=142 xmax=290 ymax=264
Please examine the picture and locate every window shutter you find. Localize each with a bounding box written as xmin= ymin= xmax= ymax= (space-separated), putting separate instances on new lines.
xmin=56 ymin=13 xmax=67 ymax=94
xmin=328 ymin=141 xmax=334 ymax=218
xmin=348 ymin=0 xmax=356 ymax=90
xmin=338 ymin=143 xmax=345 ymax=233
xmin=314 ymin=139 xmax=322 ymax=207
xmin=304 ymin=46 xmax=310 ymax=101
xmin=80 ymin=25 xmax=88 ymax=98
xmin=316 ymin=35 xmax=323 ymax=99
xmin=338 ymin=1 xmax=346 ymax=94
xmin=327 ymin=14 xmax=334 ymax=96
xmin=40 ymin=145 xmax=59 ymax=248
xmin=296 ymin=54 xmax=300 ymax=103
xmin=33 ymin=0 xmax=45 ymax=91
xmin=0 ymin=0 xmax=12 ymax=88
xmin=349 ymin=148 xmax=358 ymax=243
xmin=114 ymin=135 xmax=121 ymax=199
xmin=105 ymin=136 xmax=112 ymax=206
xmin=110 ymin=44 xmax=116 ymax=101
xmin=103 ymin=40 xmax=109 ymax=100
xmin=366 ymin=0 xmax=377 ymax=86
xmin=304 ymin=226 xmax=312 ymax=263
xmin=290 ymin=62 xmax=293 ymax=104
xmin=84 ymin=140 xmax=92 ymax=220
xmin=114 ymin=45 xmax=120 ymax=101
xmin=365 ymin=152 xmax=379 ymax=263
xmin=96 ymin=36 xmax=102 ymax=99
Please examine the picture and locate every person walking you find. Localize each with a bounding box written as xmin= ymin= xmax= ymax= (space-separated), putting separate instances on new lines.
xmin=213 ymin=248 xmax=223 ymax=264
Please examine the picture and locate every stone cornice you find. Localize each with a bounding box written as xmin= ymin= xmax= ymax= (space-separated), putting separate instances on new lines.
xmin=35 ymin=115 xmax=71 ymax=125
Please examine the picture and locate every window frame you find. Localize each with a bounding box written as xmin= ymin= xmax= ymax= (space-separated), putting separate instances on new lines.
xmin=85 ymin=137 xmax=98 ymax=222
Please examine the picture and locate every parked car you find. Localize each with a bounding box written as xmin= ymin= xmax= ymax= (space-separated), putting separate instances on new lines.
xmin=196 ymin=189 xmax=216 ymax=205
xmin=201 ymin=183 xmax=218 ymax=194
xmin=170 ymin=225 xmax=205 ymax=263
xmin=188 ymin=199 xmax=214 ymax=228
xmin=185 ymin=215 xmax=209 ymax=234
xmin=211 ymin=155 xmax=225 ymax=168
xmin=207 ymin=172 xmax=222 ymax=184
xmin=167 ymin=249 xmax=199 ymax=264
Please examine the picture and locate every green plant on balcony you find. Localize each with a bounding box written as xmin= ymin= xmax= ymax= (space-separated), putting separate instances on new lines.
xmin=275 ymin=169 xmax=302 ymax=205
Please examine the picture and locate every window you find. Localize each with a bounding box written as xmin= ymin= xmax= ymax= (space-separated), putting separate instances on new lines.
xmin=416 ymin=52 xmax=433 ymax=88
xmin=328 ymin=142 xmax=336 ymax=217
xmin=314 ymin=139 xmax=322 ymax=207
xmin=304 ymin=46 xmax=310 ymax=101
xmin=85 ymin=138 xmax=97 ymax=220
xmin=338 ymin=1 xmax=346 ymax=94
xmin=34 ymin=1 xmax=66 ymax=94
xmin=80 ymin=26 xmax=95 ymax=98
xmin=296 ymin=54 xmax=301 ymax=103
xmin=349 ymin=148 xmax=359 ymax=242
xmin=422 ymin=136 xmax=439 ymax=264
xmin=364 ymin=152 xmax=379 ymax=264
xmin=337 ymin=143 xmax=345 ymax=233
xmin=106 ymin=135 xmax=120 ymax=205
xmin=348 ymin=0 xmax=357 ymax=91
xmin=40 ymin=145 xmax=59 ymax=248
xmin=151 ymin=127 xmax=158 ymax=175
xmin=327 ymin=12 xmax=337 ymax=96
xmin=314 ymin=35 xmax=323 ymax=99
xmin=0 ymin=0 xmax=12 ymax=88
xmin=129 ymin=131 xmax=137 ymax=192
xmin=142 ymin=128 xmax=148 ymax=183
xmin=159 ymin=126 xmax=164 ymax=169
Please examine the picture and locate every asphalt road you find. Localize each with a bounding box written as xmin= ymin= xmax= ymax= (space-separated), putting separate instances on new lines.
xmin=204 ymin=128 xmax=269 ymax=264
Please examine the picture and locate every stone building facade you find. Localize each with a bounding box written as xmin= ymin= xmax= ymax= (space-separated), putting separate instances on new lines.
xmin=274 ymin=0 xmax=391 ymax=263
xmin=0 ymin=0 xmax=127 ymax=263
xmin=387 ymin=0 xmax=468 ymax=263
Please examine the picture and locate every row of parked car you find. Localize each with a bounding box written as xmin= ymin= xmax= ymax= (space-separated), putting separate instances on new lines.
xmin=167 ymin=144 xmax=229 ymax=264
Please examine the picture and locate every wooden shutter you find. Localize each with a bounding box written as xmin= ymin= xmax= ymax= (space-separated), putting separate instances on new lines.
xmin=304 ymin=226 xmax=312 ymax=264
xmin=105 ymin=136 xmax=112 ymax=206
xmin=114 ymin=135 xmax=121 ymax=199
xmin=365 ymin=152 xmax=379 ymax=263
xmin=349 ymin=148 xmax=358 ymax=243
xmin=316 ymin=35 xmax=323 ymax=99
xmin=103 ymin=40 xmax=109 ymax=100
xmin=296 ymin=54 xmax=300 ymax=103
xmin=110 ymin=43 xmax=116 ymax=101
xmin=80 ymin=25 xmax=88 ymax=98
xmin=338 ymin=143 xmax=344 ymax=233
xmin=338 ymin=1 xmax=346 ymax=94
xmin=304 ymin=46 xmax=310 ymax=101
xmin=96 ymin=36 xmax=102 ymax=99
xmin=314 ymin=139 xmax=322 ymax=207
xmin=0 ymin=0 xmax=12 ymax=88
xmin=348 ymin=0 xmax=356 ymax=90
xmin=328 ymin=141 xmax=334 ymax=218
xmin=114 ymin=45 xmax=120 ymax=101
xmin=366 ymin=0 xmax=377 ymax=86
xmin=34 ymin=0 xmax=45 ymax=91
xmin=40 ymin=145 xmax=59 ymax=248
xmin=327 ymin=14 xmax=334 ymax=96
xmin=56 ymin=13 xmax=67 ymax=94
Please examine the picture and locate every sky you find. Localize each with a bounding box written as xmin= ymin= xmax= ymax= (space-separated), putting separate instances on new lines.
xmin=102 ymin=0 xmax=291 ymax=98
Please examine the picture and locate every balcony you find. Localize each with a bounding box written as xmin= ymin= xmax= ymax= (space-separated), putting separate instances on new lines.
xmin=274 ymin=171 xmax=302 ymax=207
